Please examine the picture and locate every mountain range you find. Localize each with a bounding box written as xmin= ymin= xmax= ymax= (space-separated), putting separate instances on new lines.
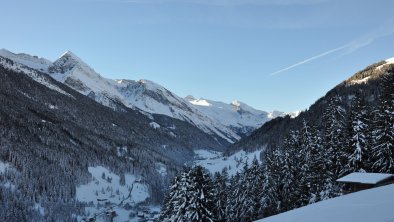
xmin=0 ymin=49 xmax=293 ymax=144
xmin=1 ymin=47 xmax=392 ymax=221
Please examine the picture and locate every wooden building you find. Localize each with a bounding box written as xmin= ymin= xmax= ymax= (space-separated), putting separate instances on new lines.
xmin=337 ymin=172 xmax=394 ymax=194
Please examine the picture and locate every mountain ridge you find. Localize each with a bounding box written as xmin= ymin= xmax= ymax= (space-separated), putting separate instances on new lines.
xmin=228 ymin=57 xmax=394 ymax=154
xmin=0 ymin=48 xmax=284 ymax=142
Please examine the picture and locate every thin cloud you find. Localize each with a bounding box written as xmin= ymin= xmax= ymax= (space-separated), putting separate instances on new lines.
xmin=269 ymin=43 xmax=352 ymax=76
xmin=269 ymin=23 xmax=394 ymax=76
xmin=343 ymin=22 xmax=394 ymax=55
xmin=121 ymin=0 xmax=328 ymax=6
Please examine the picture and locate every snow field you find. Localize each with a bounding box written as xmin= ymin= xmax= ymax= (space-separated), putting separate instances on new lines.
xmin=256 ymin=184 xmax=394 ymax=222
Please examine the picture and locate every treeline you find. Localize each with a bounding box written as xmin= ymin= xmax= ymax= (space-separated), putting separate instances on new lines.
xmin=160 ymin=71 xmax=394 ymax=221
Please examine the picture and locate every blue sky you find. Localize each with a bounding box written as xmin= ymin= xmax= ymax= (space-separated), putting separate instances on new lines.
xmin=1 ymin=0 xmax=394 ymax=112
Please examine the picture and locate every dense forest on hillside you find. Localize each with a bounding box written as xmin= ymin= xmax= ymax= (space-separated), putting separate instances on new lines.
xmin=229 ymin=61 xmax=393 ymax=154
xmin=160 ymin=65 xmax=394 ymax=221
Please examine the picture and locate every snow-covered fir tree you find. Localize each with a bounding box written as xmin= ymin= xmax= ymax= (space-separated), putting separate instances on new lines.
xmin=187 ymin=166 xmax=216 ymax=222
xmin=323 ymin=95 xmax=347 ymax=178
xmin=371 ymin=72 xmax=394 ymax=173
xmin=281 ymin=130 xmax=302 ymax=210
xmin=160 ymin=166 xmax=216 ymax=222
xmin=342 ymin=95 xmax=371 ymax=174
xmin=238 ymin=158 xmax=264 ymax=221
xmin=160 ymin=170 xmax=191 ymax=222
xmin=212 ymin=168 xmax=229 ymax=222
xmin=227 ymin=171 xmax=245 ymax=222
xmin=260 ymin=146 xmax=285 ymax=216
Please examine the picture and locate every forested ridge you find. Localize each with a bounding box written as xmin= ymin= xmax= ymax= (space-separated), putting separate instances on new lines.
xmin=229 ymin=60 xmax=393 ymax=154
xmin=160 ymin=62 xmax=394 ymax=221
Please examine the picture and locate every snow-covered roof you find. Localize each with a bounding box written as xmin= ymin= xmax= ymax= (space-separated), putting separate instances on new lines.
xmin=337 ymin=172 xmax=394 ymax=185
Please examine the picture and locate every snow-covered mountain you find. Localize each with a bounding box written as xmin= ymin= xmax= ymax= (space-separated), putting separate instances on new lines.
xmin=187 ymin=97 xmax=270 ymax=136
xmin=0 ymin=49 xmax=285 ymax=142
xmin=0 ymin=49 xmax=52 ymax=72
xmin=186 ymin=96 xmax=301 ymax=136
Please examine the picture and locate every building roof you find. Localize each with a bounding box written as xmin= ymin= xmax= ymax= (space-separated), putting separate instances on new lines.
xmin=337 ymin=172 xmax=394 ymax=185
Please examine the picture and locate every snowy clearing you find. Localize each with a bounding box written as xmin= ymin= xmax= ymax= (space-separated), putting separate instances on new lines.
xmin=255 ymin=184 xmax=394 ymax=222
xmin=193 ymin=149 xmax=262 ymax=176
xmin=76 ymin=166 xmax=149 ymax=222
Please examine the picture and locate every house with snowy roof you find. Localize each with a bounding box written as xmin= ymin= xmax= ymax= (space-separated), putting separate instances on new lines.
xmin=337 ymin=172 xmax=394 ymax=193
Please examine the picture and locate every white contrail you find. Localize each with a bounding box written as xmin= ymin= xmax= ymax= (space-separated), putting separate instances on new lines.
xmin=268 ymin=42 xmax=353 ymax=76
xmin=269 ymin=21 xmax=394 ymax=77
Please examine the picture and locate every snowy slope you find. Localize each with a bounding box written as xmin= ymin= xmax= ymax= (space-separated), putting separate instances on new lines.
xmin=255 ymin=184 xmax=394 ymax=222
xmin=0 ymin=49 xmax=51 ymax=72
xmin=193 ymin=149 xmax=262 ymax=176
xmin=186 ymin=97 xmax=299 ymax=136
xmin=186 ymin=97 xmax=270 ymax=133
xmin=0 ymin=56 xmax=73 ymax=98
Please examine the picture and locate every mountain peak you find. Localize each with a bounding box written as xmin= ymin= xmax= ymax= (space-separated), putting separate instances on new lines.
xmin=58 ymin=50 xmax=84 ymax=64
xmin=50 ymin=50 xmax=95 ymax=76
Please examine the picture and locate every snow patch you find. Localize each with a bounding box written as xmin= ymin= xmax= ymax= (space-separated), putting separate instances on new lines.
xmin=156 ymin=163 xmax=167 ymax=177
xmin=149 ymin=122 xmax=161 ymax=129
xmin=386 ymin=57 xmax=394 ymax=64
xmin=350 ymin=76 xmax=371 ymax=85
xmin=116 ymin=147 xmax=128 ymax=157
xmin=34 ymin=203 xmax=45 ymax=216
xmin=0 ymin=161 xmax=10 ymax=174
xmin=189 ymin=99 xmax=212 ymax=107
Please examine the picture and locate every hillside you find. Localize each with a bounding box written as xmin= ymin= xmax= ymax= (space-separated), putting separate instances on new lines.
xmin=0 ymin=55 xmax=227 ymax=220
xmin=255 ymin=184 xmax=394 ymax=222
xmin=229 ymin=58 xmax=394 ymax=154
xmin=159 ymin=57 xmax=394 ymax=222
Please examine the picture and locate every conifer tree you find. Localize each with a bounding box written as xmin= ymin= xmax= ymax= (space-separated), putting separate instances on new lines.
xmin=342 ymin=96 xmax=370 ymax=174
xmin=322 ymin=95 xmax=347 ymax=178
xmin=160 ymin=171 xmax=191 ymax=222
xmin=226 ymin=172 xmax=243 ymax=222
xmin=281 ymin=130 xmax=302 ymax=210
xmin=212 ymin=169 xmax=229 ymax=222
xmin=238 ymin=158 xmax=263 ymax=221
xmin=260 ymin=146 xmax=285 ymax=216
xmin=187 ymin=166 xmax=216 ymax=222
